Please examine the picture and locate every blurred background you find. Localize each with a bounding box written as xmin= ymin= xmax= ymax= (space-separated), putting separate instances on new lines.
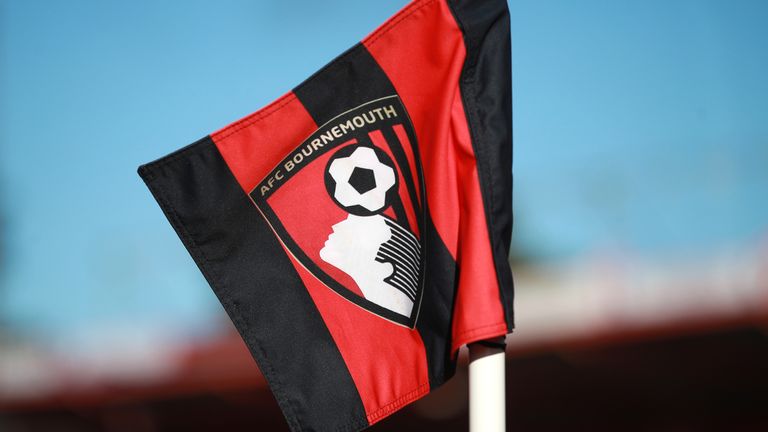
xmin=1 ymin=0 xmax=767 ymax=431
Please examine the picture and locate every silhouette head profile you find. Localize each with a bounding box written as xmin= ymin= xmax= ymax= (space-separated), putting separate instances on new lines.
xmin=320 ymin=144 xmax=419 ymax=317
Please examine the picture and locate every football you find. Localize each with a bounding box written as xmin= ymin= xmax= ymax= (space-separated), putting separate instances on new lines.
xmin=325 ymin=145 xmax=398 ymax=215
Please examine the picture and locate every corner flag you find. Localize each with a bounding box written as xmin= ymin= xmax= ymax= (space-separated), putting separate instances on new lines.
xmin=139 ymin=0 xmax=513 ymax=430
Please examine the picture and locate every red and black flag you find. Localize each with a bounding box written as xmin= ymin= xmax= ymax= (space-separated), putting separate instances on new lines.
xmin=138 ymin=0 xmax=513 ymax=430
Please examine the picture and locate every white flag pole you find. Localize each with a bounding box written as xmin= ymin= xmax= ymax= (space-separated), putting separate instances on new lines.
xmin=468 ymin=336 xmax=506 ymax=432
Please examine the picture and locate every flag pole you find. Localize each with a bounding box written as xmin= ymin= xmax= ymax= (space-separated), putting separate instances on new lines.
xmin=468 ymin=336 xmax=506 ymax=432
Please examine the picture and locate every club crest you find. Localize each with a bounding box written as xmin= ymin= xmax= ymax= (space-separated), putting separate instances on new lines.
xmin=250 ymin=96 xmax=426 ymax=327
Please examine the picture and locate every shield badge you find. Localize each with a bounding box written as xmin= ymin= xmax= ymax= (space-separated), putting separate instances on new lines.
xmin=250 ymin=96 xmax=426 ymax=327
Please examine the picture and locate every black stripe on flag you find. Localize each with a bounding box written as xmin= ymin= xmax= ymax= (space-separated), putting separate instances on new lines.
xmin=138 ymin=137 xmax=368 ymax=432
xmin=447 ymin=0 xmax=515 ymax=331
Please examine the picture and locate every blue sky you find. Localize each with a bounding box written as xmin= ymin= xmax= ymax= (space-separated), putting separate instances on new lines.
xmin=1 ymin=0 xmax=766 ymax=339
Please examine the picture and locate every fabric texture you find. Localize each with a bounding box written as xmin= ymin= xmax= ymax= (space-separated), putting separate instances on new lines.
xmin=138 ymin=1 xmax=513 ymax=430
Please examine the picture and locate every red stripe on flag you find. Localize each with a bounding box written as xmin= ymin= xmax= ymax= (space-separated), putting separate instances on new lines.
xmin=363 ymin=0 xmax=460 ymax=261
xmin=211 ymin=93 xmax=317 ymax=193
xmin=364 ymin=0 xmax=508 ymax=352
xmin=448 ymin=86 xmax=510 ymax=352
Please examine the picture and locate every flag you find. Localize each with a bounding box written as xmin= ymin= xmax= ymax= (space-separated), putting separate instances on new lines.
xmin=138 ymin=0 xmax=513 ymax=430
